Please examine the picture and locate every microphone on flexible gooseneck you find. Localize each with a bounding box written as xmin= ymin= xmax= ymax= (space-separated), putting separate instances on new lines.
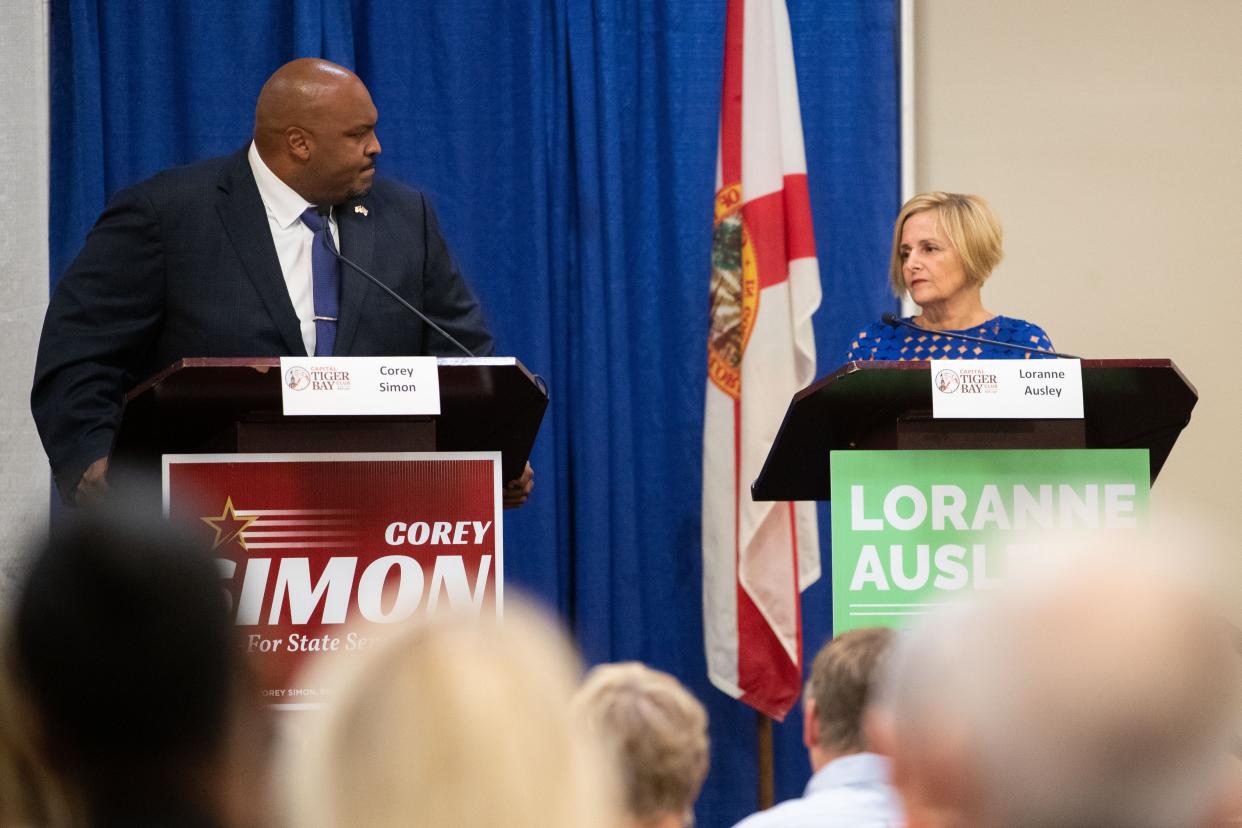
xmin=316 ymin=204 xmax=476 ymax=358
xmin=880 ymin=312 xmax=1079 ymax=360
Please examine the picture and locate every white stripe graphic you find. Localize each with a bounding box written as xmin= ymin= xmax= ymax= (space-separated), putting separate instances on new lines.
xmin=244 ymin=541 xmax=357 ymax=549
xmin=246 ymin=519 xmax=356 ymax=527
xmin=235 ymin=509 xmax=355 ymax=516
xmin=244 ymin=530 xmax=355 ymax=538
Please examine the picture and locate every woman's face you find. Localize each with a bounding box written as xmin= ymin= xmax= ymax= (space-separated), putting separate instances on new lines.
xmin=900 ymin=211 xmax=969 ymax=306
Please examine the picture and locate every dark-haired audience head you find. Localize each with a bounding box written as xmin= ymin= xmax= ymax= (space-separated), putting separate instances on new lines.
xmin=573 ymin=662 xmax=709 ymax=828
xmin=0 ymin=627 xmax=80 ymax=826
xmin=10 ymin=508 xmax=250 ymax=825
xmin=803 ymin=626 xmax=894 ymax=771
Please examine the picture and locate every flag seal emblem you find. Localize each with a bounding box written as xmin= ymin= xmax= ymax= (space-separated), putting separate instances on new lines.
xmin=708 ymin=182 xmax=759 ymax=400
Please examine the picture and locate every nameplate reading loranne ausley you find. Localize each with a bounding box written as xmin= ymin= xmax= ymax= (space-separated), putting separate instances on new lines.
xmin=930 ymin=358 xmax=1083 ymax=419
xmin=279 ymin=356 xmax=441 ymax=416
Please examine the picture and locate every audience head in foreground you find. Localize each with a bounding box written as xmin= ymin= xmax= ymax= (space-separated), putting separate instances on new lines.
xmin=874 ymin=549 xmax=1241 ymax=828
xmin=9 ymin=508 xmax=266 ymax=828
xmin=733 ymin=626 xmax=901 ymax=828
xmin=0 ymin=623 xmax=80 ymax=827
xmin=573 ymin=662 xmax=710 ymax=828
xmin=280 ymin=602 xmax=619 ymax=828
xmin=805 ymin=626 xmax=894 ymax=770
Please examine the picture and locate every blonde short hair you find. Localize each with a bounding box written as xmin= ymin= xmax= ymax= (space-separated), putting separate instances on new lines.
xmin=279 ymin=604 xmax=619 ymax=828
xmin=889 ymin=192 xmax=1004 ymax=296
xmin=573 ymin=663 xmax=709 ymax=825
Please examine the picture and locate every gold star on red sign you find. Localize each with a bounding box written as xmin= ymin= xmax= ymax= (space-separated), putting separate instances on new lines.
xmin=200 ymin=496 xmax=258 ymax=550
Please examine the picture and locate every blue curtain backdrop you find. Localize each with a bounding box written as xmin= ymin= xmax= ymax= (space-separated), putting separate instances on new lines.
xmin=48 ymin=1 xmax=898 ymax=823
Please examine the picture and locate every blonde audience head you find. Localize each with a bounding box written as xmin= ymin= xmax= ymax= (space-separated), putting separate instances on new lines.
xmin=888 ymin=191 xmax=1004 ymax=296
xmin=573 ymin=662 xmax=709 ymax=828
xmin=280 ymin=602 xmax=619 ymax=828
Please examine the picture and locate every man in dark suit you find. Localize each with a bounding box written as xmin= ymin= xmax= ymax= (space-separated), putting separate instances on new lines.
xmin=32 ymin=58 xmax=533 ymax=507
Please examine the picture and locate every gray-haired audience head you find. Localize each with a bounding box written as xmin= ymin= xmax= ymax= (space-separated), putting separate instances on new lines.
xmin=874 ymin=552 xmax=1240 ymax=828
xmin=573 ymin=662 xmax=710 ymax=828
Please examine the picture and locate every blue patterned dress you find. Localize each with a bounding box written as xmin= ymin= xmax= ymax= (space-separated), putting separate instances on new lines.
xmin=845 ymin=315 xmax=1055 ymax=361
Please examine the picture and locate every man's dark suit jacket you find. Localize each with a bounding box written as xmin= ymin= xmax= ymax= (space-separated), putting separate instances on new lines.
xmin=32 ymin=147 xmax=494 ymax=499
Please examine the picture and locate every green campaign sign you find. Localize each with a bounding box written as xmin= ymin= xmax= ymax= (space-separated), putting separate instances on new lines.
xmin=829 ymin=449 xmax=1150 ymax=634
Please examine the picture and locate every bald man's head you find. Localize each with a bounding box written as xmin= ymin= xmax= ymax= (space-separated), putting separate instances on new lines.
xmin=253 ymin=58 xmax=381 ymax=205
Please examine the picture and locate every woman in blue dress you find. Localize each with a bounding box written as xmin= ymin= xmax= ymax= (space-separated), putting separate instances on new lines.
xmin=847 ymin=192 xmax=1055 ymax=361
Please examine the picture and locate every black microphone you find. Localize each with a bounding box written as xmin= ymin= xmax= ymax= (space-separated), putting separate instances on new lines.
xmin=880 ymin=312 xmax=1079 ymax=359
xmin=316 ymin=204 xmax=476 ymax=358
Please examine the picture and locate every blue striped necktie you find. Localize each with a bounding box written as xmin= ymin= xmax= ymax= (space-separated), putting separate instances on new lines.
xmin=300 ymin=206 xmax=340 ymax=356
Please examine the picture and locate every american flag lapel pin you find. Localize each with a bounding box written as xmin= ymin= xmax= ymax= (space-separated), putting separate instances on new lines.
xmin=354 ymin=205 xmax=369 ymax=217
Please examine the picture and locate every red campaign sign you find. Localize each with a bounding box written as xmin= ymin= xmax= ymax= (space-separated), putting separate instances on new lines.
xmin=163 ymin=452 xmax=502 ymax=705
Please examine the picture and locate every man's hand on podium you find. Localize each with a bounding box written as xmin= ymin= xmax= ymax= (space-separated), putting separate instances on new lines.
xmin=503 ymin=462 xmax=534 ymax=510
xmin=76 ymin=456 xmax=111 ymax=507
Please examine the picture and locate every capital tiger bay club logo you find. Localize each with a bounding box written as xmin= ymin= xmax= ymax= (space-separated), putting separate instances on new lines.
xmin=935 ymin=368 xmax=961 ymax=393
xmin=937 ymin=366 xmax=999 ymax=394
xmin=284 ymin=366 xmax=311 ymax=391
xmin=284 ymin=364 xmax=351 ymax=392
xmin=708 ymin=182 xmax=758 ymax=400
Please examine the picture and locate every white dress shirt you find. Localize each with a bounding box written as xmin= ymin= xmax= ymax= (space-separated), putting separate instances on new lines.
xmin=732 ymin=753 xmax=904 ymax=828
xmin=246 ymin=141 xmax=340 ymax=356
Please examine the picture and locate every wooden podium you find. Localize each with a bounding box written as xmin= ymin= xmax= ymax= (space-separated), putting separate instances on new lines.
xmin=752 ymin=358 xmax=1197 ymax=501
xmin=112 ymin=356 xmax=548 ymax=484
xmin=757 ymin=358 xmax=1198 ymax=644
xmin=117 ymin=356 xmax=547 ymax=700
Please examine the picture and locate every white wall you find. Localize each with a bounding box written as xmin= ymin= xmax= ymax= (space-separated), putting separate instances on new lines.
xmin=915 ymin=1 xmax=1241 ymax=538
xmin=0 ymin=0 xmax=51 ymax=599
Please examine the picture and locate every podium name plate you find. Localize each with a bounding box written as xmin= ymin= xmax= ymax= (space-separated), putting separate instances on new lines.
xmin=280 ymin=356 xmax=440 ymax=416
xmin=931 ymin=358 xmax=1083 ymax=419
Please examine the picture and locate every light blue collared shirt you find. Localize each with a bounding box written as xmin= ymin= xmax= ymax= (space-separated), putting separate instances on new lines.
xmin=731 ymin=753 xmax=904 ymax=828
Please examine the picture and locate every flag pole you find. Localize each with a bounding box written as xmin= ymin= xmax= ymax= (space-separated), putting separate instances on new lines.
xmin=704 ymin=0 xmax=821 ymax=787
xmin=757 ymin=712 xmax=775 ymax=809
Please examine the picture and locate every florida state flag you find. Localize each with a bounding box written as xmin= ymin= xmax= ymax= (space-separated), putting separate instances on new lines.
xmin=702 ymin=0 xmax=821 ymax=720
